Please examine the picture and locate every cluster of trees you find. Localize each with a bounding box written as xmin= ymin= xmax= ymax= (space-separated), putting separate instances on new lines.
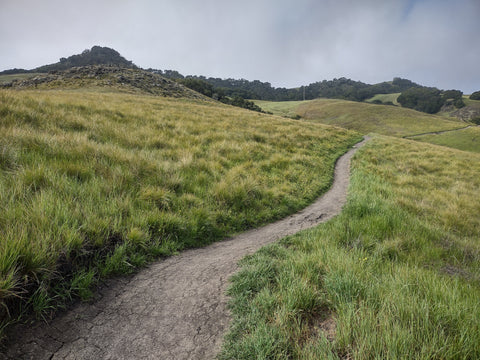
xmin=177 ymin=78 xmax=264 ymax=112
xmin=397 ymin=88 xmax=465 ymax=114
xmin=36 ymin=46 xmax=136 ymax=72
xmin=149 ymin=69 xmax=421 ymax=103
xmin=470 ymin=91 xmax=480 ymax=100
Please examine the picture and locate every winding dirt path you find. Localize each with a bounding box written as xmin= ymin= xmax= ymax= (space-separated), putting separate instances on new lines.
xmin=1 ymin=137 xmax=369 ymax=360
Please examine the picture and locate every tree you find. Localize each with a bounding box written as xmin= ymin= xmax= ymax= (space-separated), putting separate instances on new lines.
xmin=470 ymin=91 xmax=480 ymax=100
xmin=398 ymin=87 xmax=444 ymax=114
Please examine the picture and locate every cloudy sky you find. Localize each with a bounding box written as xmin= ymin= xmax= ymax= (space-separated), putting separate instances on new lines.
xmin=1 ymin=0 xmax=479 ymax=93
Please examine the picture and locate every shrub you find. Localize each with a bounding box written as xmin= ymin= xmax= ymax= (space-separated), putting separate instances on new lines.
xmin=470 ymin=91 xmax=480 ymax=100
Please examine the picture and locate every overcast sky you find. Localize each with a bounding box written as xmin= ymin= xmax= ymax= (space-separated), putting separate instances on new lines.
xmin=1 ymin=0 xmax=479 ymax=93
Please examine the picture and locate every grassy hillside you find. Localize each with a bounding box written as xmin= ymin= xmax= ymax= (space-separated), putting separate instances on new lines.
xmin=221 ymin=136 xmax=480 ymax=359
xmin=254 ymin=100 xmax=309 ymax=118
xmin=255 ymin=99 xmax=465 ymax=137
xmin=298 ymin=99 xmax=466 ymax=136
xmin=365 ymin=92 xmax=400 ymax=105
xmin=0 ymin=73 xmax=40 ymax=84
xmin=0 ymin=88 xmax=360 ymax=336
xmin=1 ymin=66 xmax=206 ymax=99
xmin=411 ymin=126 xmax=480 ymax=153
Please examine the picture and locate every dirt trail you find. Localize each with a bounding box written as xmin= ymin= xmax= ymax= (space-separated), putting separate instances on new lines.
xmin=403 ymin=125 xmax=476 ymax=138
xmin=1 ymin=137 xmax=369 ymax=360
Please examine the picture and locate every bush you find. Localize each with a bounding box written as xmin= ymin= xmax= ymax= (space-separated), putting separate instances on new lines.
xmin=471 ymin=117 xmax=480 ymax=125
xmin=470 ymin=91 xmax=480 ymax=100
xmin=398 ymin=87 xmax=444 ymax=114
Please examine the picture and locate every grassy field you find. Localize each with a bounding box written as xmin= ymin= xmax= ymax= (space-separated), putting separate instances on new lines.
xmin=255 ymin=99 xmax=465 ymax=137
xmin=220 ymin=136 xmax=480 ymax=359
xmin=0 ymin=89 xmax=361 ymax=336
xmin=297 ymin=99 xmax=466 ymax=137
xmin=254 ymin=100 xmax=311 ymax=118
xmin=411 ymin=126 xmax=480 ymax=153
xmin=365 ymin=92 xmax=400 ymax=105
xmin=0 ymin=73 xmax=41 ymax=84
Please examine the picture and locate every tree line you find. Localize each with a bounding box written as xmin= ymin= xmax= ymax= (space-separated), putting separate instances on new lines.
xmin=397 ymin=88 xmax=465 ymax=114
xmin=2 ymin=45 xmax=477 ymax=115
xmin=149 ymin=69 xmax=422 ymax=102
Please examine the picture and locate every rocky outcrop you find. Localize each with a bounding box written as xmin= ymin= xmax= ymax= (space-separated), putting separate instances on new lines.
xmin=450 ymin=106 xmax=480 ymax=122
xmin=1 ymin=66 xmax=209 ymax=100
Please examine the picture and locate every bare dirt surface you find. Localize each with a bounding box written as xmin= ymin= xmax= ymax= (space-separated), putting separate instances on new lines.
xmin=0 ymin=137 xmax=368 ymax=360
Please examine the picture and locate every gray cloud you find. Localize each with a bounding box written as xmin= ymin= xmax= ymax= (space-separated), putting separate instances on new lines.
xmin=1 ymin=0 xmax=478 ymax=93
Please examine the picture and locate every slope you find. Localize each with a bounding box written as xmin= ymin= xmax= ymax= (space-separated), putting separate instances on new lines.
xmin=0 ymin=88 xmax=361 ymax=340
xmin=256 ymin=99 xmax=466 ymax=137
xmin=1 ymin=65 xmax=208 ymax=99
xmin=221 ymin=136 xmax=480 ymax=359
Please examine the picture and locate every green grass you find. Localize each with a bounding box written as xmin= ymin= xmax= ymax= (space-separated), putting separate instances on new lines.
xmin=0 ymin=89 xmax=361 ymax=336
xmin=220 ymin=136 xmax=480 ymax=359
xmin=254 ymin=100 xmax=311 ymax=118
xmin=255 ymin=99 xmax=465 ymax=137
xmin=0 ymin=73 xmax=42 ymax=84
xmin=412 ymin=126 xmax=480 ymax=153
xmin=365 ymin=93 xmax=400 ymax=105
xmin=297 ymin=99 xmax=466 ymax=137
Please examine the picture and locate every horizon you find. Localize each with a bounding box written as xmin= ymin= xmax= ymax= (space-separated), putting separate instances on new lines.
xmin=1 ymin=0 xmax=479 ymax=94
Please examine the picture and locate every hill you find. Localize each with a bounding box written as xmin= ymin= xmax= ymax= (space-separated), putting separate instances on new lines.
xmin=256 ymin=99 xmax=465 ymax=137
xmin=0 ymin=46 xmax=135 ymax=75
xmin=0 ymin=87 xmax=360 ymax=340
xmin=409 ymin=125 xmax=480 ymax=153
xmin=1 ymin=65 xmax=208 ymax=99
xmin=154 ymin=71 xmax=420 ymax=102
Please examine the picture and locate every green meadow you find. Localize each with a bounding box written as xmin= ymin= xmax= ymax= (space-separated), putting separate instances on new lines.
xmin=220 ymin=136 xmax=480 ymax=359
xmin=0 ymin=73 xmax=41 ymax=84
xmin=256 ymin=98 xmax=465 ymax=137
xmin=365 ymin=92 xmax=401 ymax=105
xmin=0 ymin=89 xmax=360 ymax=335
xmin=411 ymin=125 xmax=480 ymax=153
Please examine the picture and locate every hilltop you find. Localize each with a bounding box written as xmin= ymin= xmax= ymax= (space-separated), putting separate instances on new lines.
xmin=1 ymin=65 xmax=209 ymax=99
xmin=0 ymin=46 xmax=135 ymax=74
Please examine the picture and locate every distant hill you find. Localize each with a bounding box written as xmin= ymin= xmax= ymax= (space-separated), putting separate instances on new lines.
xmin=0 ymin=46 xmax=135 ymax=75
xmin=0 ymin=45 xmax=468 ymax=117
xmin=152 ymin=69 xmax=421 ymax=102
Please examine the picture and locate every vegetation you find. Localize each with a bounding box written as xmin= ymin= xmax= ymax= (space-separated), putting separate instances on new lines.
xmin=0 ymin=89 xmax=360 ymax=337
xmin=398 ymin=87 xmax=465 ymax=114
xmin=411 ymin=126 xmax=480 ymax=153
xmin=0 ymin=46 xmax=135 ymax=75
xmin=220 ymin=136 xmax=480 ymax=359
xmin=365 ymin=93 xmax=400 ymax=105
xmin=0 ymin=73 xmax=41 ymax=84
xmin=178 ymin=78 xmax=265 ymax=112
xmin=254 ymin=100 xmax=309 ymax=118
xmin=256 ymin=98 xmax=465 ymax=137
xmin=470 ymin=91 xmax=480 ymax=100
xmin=153 ymin=70 xmax=420 ymax=102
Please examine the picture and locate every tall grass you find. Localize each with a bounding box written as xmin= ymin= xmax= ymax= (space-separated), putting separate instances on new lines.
xmin=0 ymin=89 xmax=360 ymax=336
xmin=255 ymin=99 xmax=465 ymax=137
xmin=220 ymin=136 xmax=480 ymax=359
xmin=411 ymin=126 xmax=480 ymax=153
